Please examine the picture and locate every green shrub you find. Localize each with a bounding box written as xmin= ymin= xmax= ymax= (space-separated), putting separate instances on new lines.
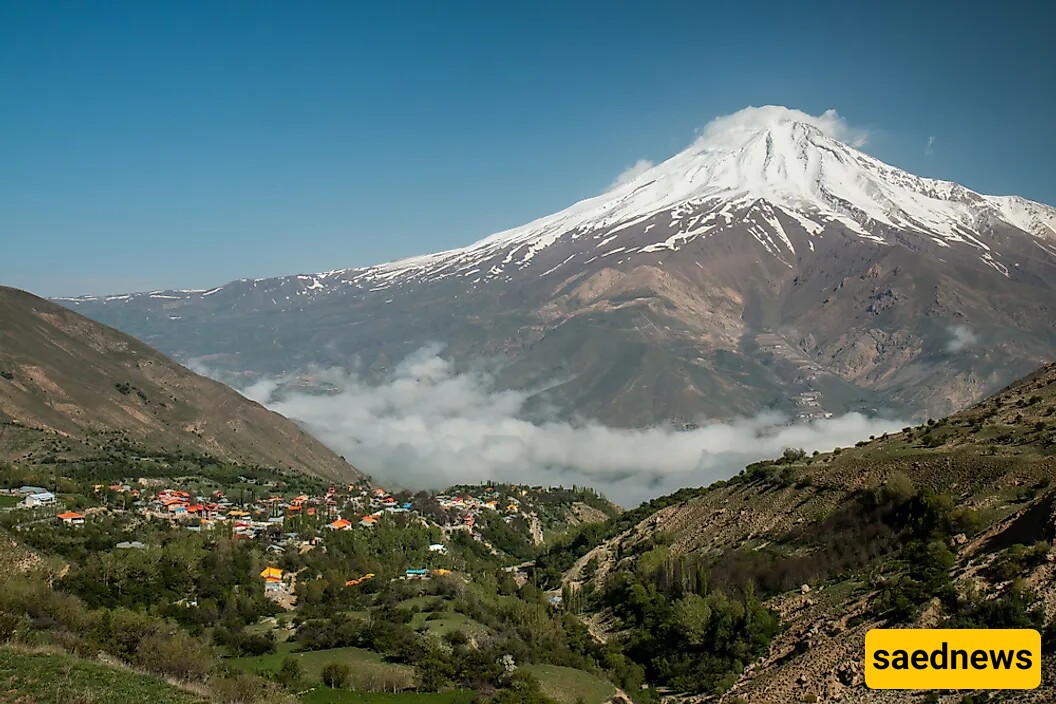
xmin=210 ymin=671 xmax=292 ymax=703
xmin=135 ymin=629 xmax=214 ymax=681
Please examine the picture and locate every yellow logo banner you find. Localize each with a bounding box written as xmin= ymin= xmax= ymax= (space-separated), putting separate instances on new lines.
xmin=865 ymin=629 xmax=1040 ymax=689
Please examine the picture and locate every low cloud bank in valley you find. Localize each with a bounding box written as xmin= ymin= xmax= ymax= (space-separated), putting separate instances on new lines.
xmin=234 ymin=347 xmax=906 ymax=507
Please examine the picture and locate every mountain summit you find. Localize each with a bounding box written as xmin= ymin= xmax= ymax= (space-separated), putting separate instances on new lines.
xmin=60 ymin=107 xmax=1056 ymax=425
xmin=327 ymin=105 xmax=1055 ymax=287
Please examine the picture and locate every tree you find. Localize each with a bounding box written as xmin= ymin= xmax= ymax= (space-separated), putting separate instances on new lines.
xmin=417 ymin=650 xmax=455 ymax=691
xmin=322 ymin=662 xmax=351 ymax=689
xmin=277 ymin=655 xmax=302 ymax=688
xmin=491 ymin=670 xmax=554 ymax=704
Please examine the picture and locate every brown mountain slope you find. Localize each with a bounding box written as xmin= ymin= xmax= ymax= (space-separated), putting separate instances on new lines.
xmin=565 ymin=362 xmax=1056 ymax=703
xmin=0 ymin=286 xmax=360 ymax=481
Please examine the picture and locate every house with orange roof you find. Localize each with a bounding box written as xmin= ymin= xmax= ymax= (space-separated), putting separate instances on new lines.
xmin=345 ymin=572 xmax=375 ymax=586
xmin=359 ymin=515 xmax=378 ymax=528
xmin=328 ymin=518 xmax=352 ymax=530
xmin=57 ymin=511 xmax=85 ymax=526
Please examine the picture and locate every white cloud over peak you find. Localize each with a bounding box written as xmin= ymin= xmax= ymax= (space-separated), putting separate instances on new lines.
xmin=608 ymin=159 xmax=655 ymax=191
xmin=695 ymin=105 xmax=871 ymax=149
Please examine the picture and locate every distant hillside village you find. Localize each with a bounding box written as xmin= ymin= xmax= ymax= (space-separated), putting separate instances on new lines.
xmin=0 ymin=477 xmax=603 ymax=604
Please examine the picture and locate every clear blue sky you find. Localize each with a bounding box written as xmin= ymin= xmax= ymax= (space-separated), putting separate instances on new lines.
xmin=2 ymin=0 xmax=1054 ymax=297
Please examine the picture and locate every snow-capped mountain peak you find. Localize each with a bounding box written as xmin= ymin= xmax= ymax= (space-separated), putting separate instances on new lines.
xmin=61 ymin=106 xmax=1056 ymax=304
xmin=334 ymin=105 xmax=1054 ymax=286
xmin=607 ymin=107 xmax=1055 ymax=243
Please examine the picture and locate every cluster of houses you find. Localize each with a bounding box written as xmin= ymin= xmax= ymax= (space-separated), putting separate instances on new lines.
xmin=323 ymin=487 xmax=424 ymax=531
xmin=793 ymin=390 xmax=835 ymax=421
xmin=22 ymin=481 xmax=456 ymax=546
xmin=6 ymin=480 xmax=549 ymax=584
xmin=4 ymin=480 xmax=452 ymax=537
xmin=145 ymin=487 xmax=346 ymax=528
xmin=436 ymin=487 xmax=525 ymax=530
xmin=3 ymin=479 xmax=570 ymax=610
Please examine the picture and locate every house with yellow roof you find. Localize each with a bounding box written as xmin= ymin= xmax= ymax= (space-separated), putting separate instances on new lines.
xmin=260 ymin=566 xmax=284 ymax=591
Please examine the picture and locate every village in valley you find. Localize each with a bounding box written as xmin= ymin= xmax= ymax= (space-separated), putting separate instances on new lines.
xmin=0 ymin=447 xmax=622 ymax=701
xmin=1 ymin=475 xmax=604 ymax=605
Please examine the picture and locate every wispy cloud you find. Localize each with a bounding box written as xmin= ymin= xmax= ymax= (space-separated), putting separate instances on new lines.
xmin=946 ymin=324 xmax=978 ymax=353
xmin=222 ymin=347 xmax=906 ymax=507
xmin=695 ymin=106 xmax=871 ymax=149
xmin=925 ymin=136 xmax=935 ymax=157
xmin=608 ymin=159 xmax=655 ymax=191
xmin=606 ymin=106 xmax=870 ymax=195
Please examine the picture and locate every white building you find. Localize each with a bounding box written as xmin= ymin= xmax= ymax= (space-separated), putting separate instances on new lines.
xmin=22 ymin=491 xmax=56 ymax=508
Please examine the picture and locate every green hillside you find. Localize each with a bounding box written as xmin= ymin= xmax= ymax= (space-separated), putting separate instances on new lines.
xmin=0 ymin=646 xmax=206 ymax=703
